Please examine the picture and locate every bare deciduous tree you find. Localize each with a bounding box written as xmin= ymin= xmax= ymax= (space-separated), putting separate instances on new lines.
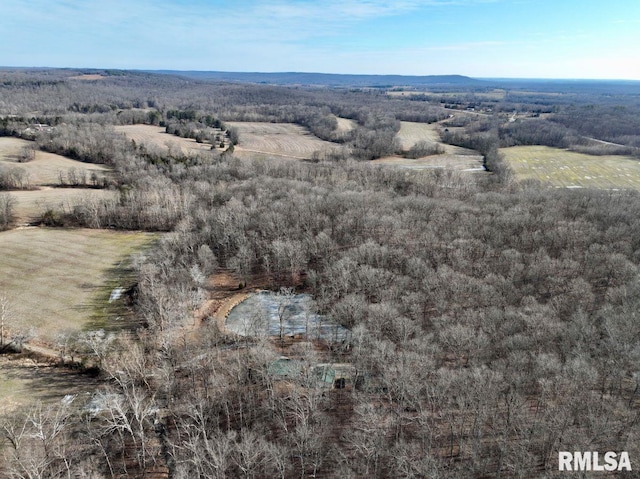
xmin=0 ymin=294 xmax=11 ymax=347
xmin=0 ymin=193 xmax=15 ymax=230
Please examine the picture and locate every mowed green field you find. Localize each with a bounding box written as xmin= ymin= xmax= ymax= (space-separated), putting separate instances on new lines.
xmin=502 ymin=145 xmax=640 ymax=189
xmin=0 ymin=228 xmax=154 ymax=340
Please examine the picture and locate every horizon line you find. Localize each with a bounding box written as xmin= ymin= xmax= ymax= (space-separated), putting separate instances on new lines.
xmin=1 ymin=66 xmax=640 ymax=83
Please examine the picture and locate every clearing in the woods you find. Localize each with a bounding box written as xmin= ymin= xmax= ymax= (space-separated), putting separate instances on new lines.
xmin=115 ymin=124 xmax=218 ymax=155
xmin=226 ymin=121 xmax=340 ymax=160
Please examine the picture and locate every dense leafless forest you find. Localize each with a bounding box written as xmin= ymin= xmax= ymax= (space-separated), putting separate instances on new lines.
xmin=2 ymin=68 xmax=640 ymax=478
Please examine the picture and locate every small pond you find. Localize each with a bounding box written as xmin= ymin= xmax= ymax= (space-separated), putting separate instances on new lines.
xmin=225 ymin=291 xmax=350 ymax=342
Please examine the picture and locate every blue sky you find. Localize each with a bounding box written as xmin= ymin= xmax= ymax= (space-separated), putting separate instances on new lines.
xmin=1 ymin=0 xmax=639 ymax=79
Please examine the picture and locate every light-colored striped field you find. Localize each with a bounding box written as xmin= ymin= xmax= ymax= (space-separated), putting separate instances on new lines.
xmin=501 ymin=145 xmax=640 ymax=189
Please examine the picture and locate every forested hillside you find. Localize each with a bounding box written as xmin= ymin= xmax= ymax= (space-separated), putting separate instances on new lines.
xmin=1 ymin=69 xmax=640 ymax=478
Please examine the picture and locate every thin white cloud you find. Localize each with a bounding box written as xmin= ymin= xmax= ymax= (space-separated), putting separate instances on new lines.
xmin=3 ymin=0 xmax=637 ymax=79
xmin=1 ymin=0 xmax=497 ymax=41
xmin=247 ymin=0 xmax=499 ymax=21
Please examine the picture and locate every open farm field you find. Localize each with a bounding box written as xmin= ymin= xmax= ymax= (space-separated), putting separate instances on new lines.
xmin=115 ymin=124 xmax=215 ymax=155
xmin=0 ymin=228 xmax=154 ymax=340
xmin=226 ymin=121 xmax=339 ymax=160
xmin=334 ymin=116 xmax=357 ymax=132
xmin=9 ymin=188 xmax=116 ymax=224
xmin=0 ymin=137 xmax=31 ymax=159
xmin=396 ymin=121 xmax=442 ymax=149
xmin=0 ymin=138 xmax=110 ymax=186
xmin=396 ymin=121 xmax=476 ymax=155
xmin=376 ymin=121 xmax=483 ymax=169
xmin=502 ymin=145 xmax=640 ymax=189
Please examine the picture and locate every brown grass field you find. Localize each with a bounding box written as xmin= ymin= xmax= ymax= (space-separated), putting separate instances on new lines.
xmin=0 ymin=228 xmax=154 ymax=340
xmin=0 ymin=137 xmax=31 ymax=159
xmin=226 ymin=121 xmax=340 ymax=160
xmin=395 ymin=121 xmax=442 ymax=150
xmin=115 ymin=124 xmax=217 ymax=156
xmin=501 ymin=145 xmax=640 ymax=189
xmin=68 ymin=74 xmax=105 ymax=81
xmin=335 ymin=116 xmax=357 ymax=132
xmin=372 ymin=121 xmax=483 ymax=170
xmin=396 ymin=121 xmax=473 ymax=155
xmin=9 ymin=188 xmax=117 ymax=224
xmin=0 ymin=138 xmax=110 ymax=186
xmin=1 ymin=137 xmax=116 ymax=224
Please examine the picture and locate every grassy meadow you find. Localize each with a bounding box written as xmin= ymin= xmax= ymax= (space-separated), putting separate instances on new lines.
xmin=9 ymin=188 xmax=117 ymax=224
xmin=1 ymin=136 xmax=115 ymax=225
xmin=115 ymin=124 xmax=217 ymax=155
xmin=334 ymin=116 xmax=357 ymax=132
xmin=396 ymin=121 xmax=443 ymax=150
xmin=0 ymin=137 xmax=110 ymax=186
xmin=226 ymin=121 xmax=339 ymax=160
xmin=372 ymin=121 xmax=483 ymax=170
xmin=0 ymin=228 xmax=155 ymax=340
xmin=502 ymin=145 xmax=640 ymax=189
